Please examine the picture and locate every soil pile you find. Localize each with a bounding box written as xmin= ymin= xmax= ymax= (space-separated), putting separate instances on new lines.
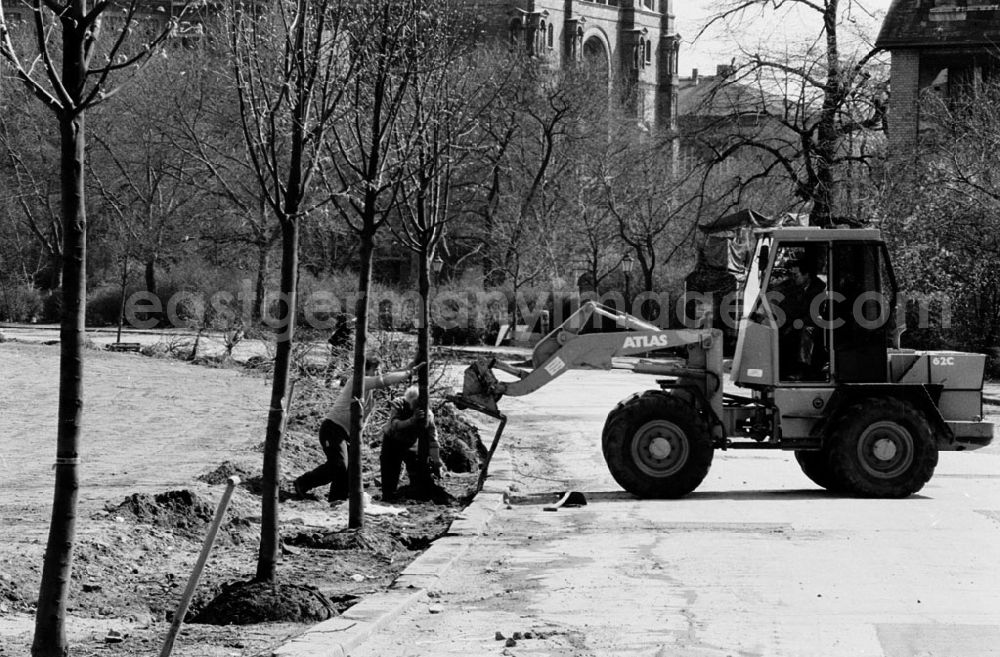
xmin=286 ymin=510 xmax=453 ymax=554
xmin=436 ymin=403 xmax=486 ymax=473
xmin=110 ymin=490 xmax=249 ymax=543
xmin=197 ymin=461 xmax=254 ymax=486
xmin=192 ymin=581 xmax=334 ymax=625
xmin=0 ymin=572 xmax=30 ymax=613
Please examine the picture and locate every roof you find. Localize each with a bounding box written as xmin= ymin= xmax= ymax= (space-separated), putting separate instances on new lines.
xmin=677 ymin=72 xmax=785 ymax=118
xmin=699 ymin=209 xmax=776 ymax=233
xmin=876 ymin=0 xmax=1000 ymax=50
xmin=699 ymin=209 xmax=807 ymax=233
xmin=760 ymin=227 xmax=884 ymax=242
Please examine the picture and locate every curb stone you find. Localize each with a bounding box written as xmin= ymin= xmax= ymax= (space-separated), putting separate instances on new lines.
xmin=270 ymin=441 xmax=514 ymax=657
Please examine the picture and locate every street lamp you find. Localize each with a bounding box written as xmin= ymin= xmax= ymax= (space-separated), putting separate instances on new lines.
xmin=431 ymin=254 xmax=444 ymax=285
xmin=622 ymin=252 xmax=634 ymax=314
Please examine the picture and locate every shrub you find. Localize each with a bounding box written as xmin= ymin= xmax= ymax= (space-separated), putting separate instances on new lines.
xmin=0 ymin=283 xmax=43 ymax=323
xmin=431 ymin=323 xmax=488 ymax=346
xmin=40 ymin=290 xmax=62 ymax=323
xmin=87 ymin=285 xmax=131 ymax=326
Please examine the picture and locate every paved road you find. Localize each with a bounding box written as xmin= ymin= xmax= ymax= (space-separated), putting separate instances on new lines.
xmin=352 ymin=369 xmax=1000 ymax=657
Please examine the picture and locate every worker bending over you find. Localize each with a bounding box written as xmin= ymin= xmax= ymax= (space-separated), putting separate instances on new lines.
xmin=380 ymin=386 xmax=444 ymax=500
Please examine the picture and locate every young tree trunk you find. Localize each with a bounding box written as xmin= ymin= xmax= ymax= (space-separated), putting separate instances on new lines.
xmin=144 ymin=258 xmax=160 ymax=327
xmin=255 ymin=217 xmax=298 ymax=583
xmin=417 ymin=247 xmax=430 ymax=412
xmin=255 ymin=240 xmax=270 ymax=323
xmin=48 ymin=253 xmax=63 ymax=291
xmin=810 ymin=0 xmax=841 ymax=227
xmin=144 ymin=258 xmax=157 ymax=296
xmin=32 ymin=112 xmax=86 ymax=657
xmin=348 ymin=227 xmax=375 ymax=530
xmin=116 ymin=258 xmax=128 ymax=343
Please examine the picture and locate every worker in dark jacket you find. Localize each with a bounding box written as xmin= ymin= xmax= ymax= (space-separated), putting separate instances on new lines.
xmin=775 ymin=257 xmax=827 ymax=379
xmin=380 ymin=386 xmax=443 ymax=499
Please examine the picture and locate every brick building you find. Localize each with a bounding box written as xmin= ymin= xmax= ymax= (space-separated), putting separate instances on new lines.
xmin=877 ymin=0 xmax=1000 ymax=157
xmin=475 ymin=0 xmax=680 ymax=132
xmin=675 ymin=64 xmax=788 ymax=164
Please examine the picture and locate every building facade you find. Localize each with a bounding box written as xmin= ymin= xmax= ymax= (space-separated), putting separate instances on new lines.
xmin=475 ymin=0 xmax=680 ymax=132
xmin=877 ymin=0 xmax=1000 ymax=157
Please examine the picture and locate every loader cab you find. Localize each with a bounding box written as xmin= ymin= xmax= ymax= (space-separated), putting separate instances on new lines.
xmin=732 ymin=229 xmax=897 ymax=389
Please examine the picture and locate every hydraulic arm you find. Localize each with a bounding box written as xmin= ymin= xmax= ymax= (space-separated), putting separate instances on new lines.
xmin=453 ymin=302 xmax=724 ymax=422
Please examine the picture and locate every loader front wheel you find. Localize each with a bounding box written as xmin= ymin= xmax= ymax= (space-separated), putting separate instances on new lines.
xmin=827 ymin=397 xmax=937 ymax=498
xmin=602 ymin=392 xmax=713 ymax=498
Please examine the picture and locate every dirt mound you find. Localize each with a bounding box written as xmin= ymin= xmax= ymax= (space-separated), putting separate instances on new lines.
xmin=197 ymin=460 xmax=255 ymax=486
xmin=436 ymin=403 xmax=486 ymax=473
xmin=115 ymin=490 xmax=215 ymax=527
xmin=110 ymin=490 xmax=249 ymax=542
xmin=389 ymin=511 xmax=453 ymax=550
xmin=0 ymin=572 xmax=31 ymax=612
xmin=192 ymin=580 xmax=334 ymax=625
xmin=256 ymin=429 xmax=326 ymax=475
xmin=287 ymin=527 xmax=405 ymax=554
xmin=287 ymin=511 xmax=453 ymax=555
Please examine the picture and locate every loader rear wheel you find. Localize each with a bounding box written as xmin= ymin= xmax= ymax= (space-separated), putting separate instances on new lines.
xmin=827 ymin=397 xmax=937 ymax=498
xmin=794 ymin=450 xmax=840 ymax=492
xmin=602 ymin=392 xmax=713 ymax=499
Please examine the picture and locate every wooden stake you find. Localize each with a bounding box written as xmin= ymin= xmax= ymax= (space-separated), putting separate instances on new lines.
xmin=159 ymin=476 xmax=240 ymax=657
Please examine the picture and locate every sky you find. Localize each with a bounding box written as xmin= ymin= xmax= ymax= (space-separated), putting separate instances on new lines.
xmin=673 ymin=0 xmax=895 ymax=77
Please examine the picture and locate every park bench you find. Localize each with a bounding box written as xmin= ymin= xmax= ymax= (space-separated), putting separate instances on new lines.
xmin=105 ymin=342 xmax=142 ymax=353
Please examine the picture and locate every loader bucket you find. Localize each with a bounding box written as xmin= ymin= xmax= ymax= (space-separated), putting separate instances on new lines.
xmin=447 ymin=358 xmax=503 ymax=418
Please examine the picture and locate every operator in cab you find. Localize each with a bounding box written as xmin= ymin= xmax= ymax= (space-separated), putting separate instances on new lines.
xmin=773 ymin=257 xmax=826 ymax=380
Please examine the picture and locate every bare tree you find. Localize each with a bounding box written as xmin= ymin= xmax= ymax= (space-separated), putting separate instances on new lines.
xmin=878 ymin=83 xmax=1000 ymax=354
xmin=601 ymin=136 xmax=700 ymax=294
xmin=0 ymin=2 xmax=186 ymax=654
xmin=325 ymin=0 xmax=425 ymax=529
xmin=88 ymin=58 xmax=206 ymax=306
xmin=393 ymin=15 xmax=499 ymax=423
xmin=566 ymin=169 xmax=621 ymax=291
xmin=163 ymin=47 xmax=280 ymax=321
xmin=476 ymin=59 xmax=605 ymax=323
xmin=228 ymin=0 xmax=354 ymax=583
xmin=0 ymin=84 xmax=64 ymax=290
xmin=695 ymin=0 xmax=887 ymax=225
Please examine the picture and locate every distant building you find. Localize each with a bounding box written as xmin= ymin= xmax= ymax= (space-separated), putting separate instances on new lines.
xmin=876 ymin=0 xmax=1000 ymax=157
xmin=476 ymin=0 xmax=680 ymax=132
xmin=675 ymin=64 xmax=786 ymax=166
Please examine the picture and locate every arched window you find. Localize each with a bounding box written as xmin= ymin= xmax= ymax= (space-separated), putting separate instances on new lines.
xmin=537 ymin=19 xmax=546 ymax=54
xmin=547 ymin=23 xmax=554 ymax=49
xmin=645 ymin=40 xmax=652 ymax=65
xmin=509 ymin=18 xmax=523 ymax=45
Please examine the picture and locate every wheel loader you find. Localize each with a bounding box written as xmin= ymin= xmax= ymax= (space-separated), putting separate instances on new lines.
xmin=453 ymin=227 xmax=994 ymax=498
